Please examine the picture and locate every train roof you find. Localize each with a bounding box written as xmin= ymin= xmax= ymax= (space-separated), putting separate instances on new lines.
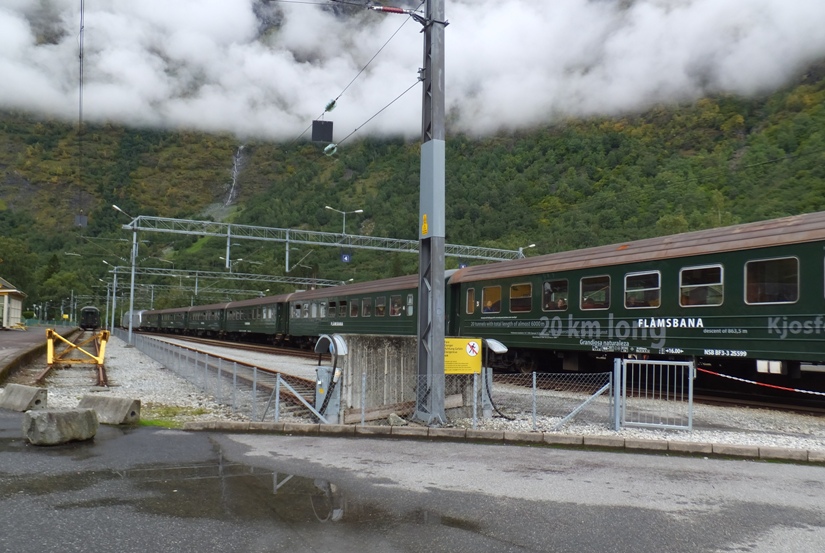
xmin=145 ymin=305 xmax=192 ymax=315
xmin=188 ymin=301 xmax=232 ymax=312
xmin=449 ymin=211 xmax=825 ymax=284
xmin=226 ymin=292 xmax=295 ymax=309
xmin=289 ymin=274 xmax=420 ymax=301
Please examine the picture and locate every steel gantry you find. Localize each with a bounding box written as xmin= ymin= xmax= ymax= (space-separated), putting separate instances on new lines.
xmin=122 ymin=216 xmax=522 ymax=264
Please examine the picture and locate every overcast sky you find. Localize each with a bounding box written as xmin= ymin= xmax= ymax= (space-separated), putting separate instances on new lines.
xmin=2 ymin=0 xmax=825 ymax=141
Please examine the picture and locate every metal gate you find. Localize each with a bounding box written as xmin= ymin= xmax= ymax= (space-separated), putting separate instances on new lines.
xmin=614 ymin=358 xmax=695 ymax=431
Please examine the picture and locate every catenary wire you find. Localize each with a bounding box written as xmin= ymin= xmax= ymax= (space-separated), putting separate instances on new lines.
xmin=292 ymin=1 xmax=425 ymax=144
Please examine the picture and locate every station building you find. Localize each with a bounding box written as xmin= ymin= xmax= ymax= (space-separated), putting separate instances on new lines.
xmin=0 ymin=276 xmax=26 ymax=329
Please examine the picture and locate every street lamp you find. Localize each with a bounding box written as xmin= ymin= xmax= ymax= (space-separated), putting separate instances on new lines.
xmin=518 ymin=244 xmax=536 ymax=258
xmin=113 ymin=204 xmax=137 ymax=346
xmin=325 ymin=205 xmax=363 ymax=236
xmin=98 ymin=278 xmax=111 ymax=330
xmin=219 ymin=256 xmax=242 ymax=273
xmin=102 ymin=260 xmax=119 ymax=331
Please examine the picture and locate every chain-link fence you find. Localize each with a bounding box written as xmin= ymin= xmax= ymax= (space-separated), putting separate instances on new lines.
xmin=122 ymin=331 xmax=617 ymax=430
xmin=344 ymin=370 xmax=613 ymax=431
xmin=481 ymin=372 xmax=614 ymax=431
xmin=124 ymin=331 xmax=318 ymax=422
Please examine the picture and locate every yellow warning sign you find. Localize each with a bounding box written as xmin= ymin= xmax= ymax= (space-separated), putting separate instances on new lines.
xmin=445 ymin=338 xmax=482 ymax=374
xmin=421 ymin=214 xmax=429 ymax=236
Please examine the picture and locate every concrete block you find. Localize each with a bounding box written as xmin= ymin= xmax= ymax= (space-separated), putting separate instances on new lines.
xmin=712 ymin=443 xmax=759 ymax=458
xmin=77 ymin=395 xmax=140 ymax=425
xmin=668 ymin=441 xmax=713 ymax=454
xmin=319 ymin=424 xmax=356 ymax=435
xmin=759 ymin=447 xmax=809 ymax=462
xmin=428 ymin=427 xmax=467 ymax=439
xmin=543 ymin=433 xmax=584 ymax=446
xmin=0 ymin=384 xmax=47 ymax=412
xmin=465 ymin=429 xmax=504 ymax=441
xmin=217 ymin=421 xmax=251 ymax=432
xmin=248 ymin=421 xmax=285 ymax=432
xmin=355 ymin=425 xmax=392 ymax=437
xmin=504 ymin=430 xmax=543 ymax=443
xmin=23 ymin=409 xmax=98 ymax=446
xmin=182 ymin=421 xmax=211 ymax=431
xmin=807 ymin=449 xmax=825 ymax=463
xmin=283 ymin=422 xmax=319 ymax=434
xmin=625 ymin=438 xmax=669 ymax=451
xmin=391 ymin=426 xmax=429 ymax=437
xmin=583 ymin=435 xmax=625 ymax=448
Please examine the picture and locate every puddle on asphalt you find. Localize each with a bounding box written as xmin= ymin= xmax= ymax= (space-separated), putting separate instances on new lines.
xmin=0 ymin=435 xmax=477 ymax=532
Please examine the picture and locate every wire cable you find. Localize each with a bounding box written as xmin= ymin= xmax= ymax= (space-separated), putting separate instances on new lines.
xmin=292 ymin=1 xmax=425 ymax=145
xmin=335 ymin=79 xmax=421 ymax=147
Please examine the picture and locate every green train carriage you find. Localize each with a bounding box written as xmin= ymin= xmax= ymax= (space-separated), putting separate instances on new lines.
xmin=187 ymin=301 xmax=229 ymax=337
xmin=287 ymin=275 xmax=420 ymax=348
xmin=451 ymin=212 xmax=825 ymax=394
xmin=223 ymin=293 xmax=293 ymax=343
xmin=148 ymin=305 xmax=190 ymax=333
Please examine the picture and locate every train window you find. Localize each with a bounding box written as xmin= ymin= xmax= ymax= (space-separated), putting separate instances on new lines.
xmin=292 ymin=304 xmax=301 ymax=319
xmin=302 ymin=303 xmax=309 ymax=318
xmin=390 ymin=295 xmax=403 ymax=317
xmin=406 ymin=294 xmax=414 ymax=316
xmin=362 ymin=298 xmax=373 ymax=317
xmin=542 ymin=280 xmax=568 ymax=311
xmin=339 ymin=300 xmax=348 ymax=317
xmin=466 ymin=288 xmax=476 ymax=315
xmin=482 ymin=286 xmax=501 ymax=313
xmin=510 ymin=283 xmax=532 ymax=313
xmin=680 ymin=265 xmax=723 ymax=306
xmin=745 ymin=257 xmax=799 ymax=304
xmin=580 ymin=276 xmax=610 ymax=309
xmin=320 ymin=301 xmax=327 ymax=318
xmin=328 ymin=301 xmax=336 ymax=318
xmin=350 ymin=300 xmax=359 ymax=317
xmin=375 ymin=296 xmax=386 ymax=316
xmin=625 ymin=271 xmax=660 ymax=309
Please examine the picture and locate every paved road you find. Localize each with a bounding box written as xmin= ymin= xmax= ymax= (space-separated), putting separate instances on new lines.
xmin=1 ymin=409 xmax=823 ymax=553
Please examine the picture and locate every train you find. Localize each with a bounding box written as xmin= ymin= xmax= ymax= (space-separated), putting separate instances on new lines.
xmin=78 ymin=306 xmax=101 ymax=331
xmin=134 ymin=211 xmax=825 ymax=402
xmin=121 ymin=309 xmax=147 ymax=331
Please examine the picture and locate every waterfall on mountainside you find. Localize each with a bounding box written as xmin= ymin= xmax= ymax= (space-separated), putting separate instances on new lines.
xmin=225 ymin=145 xmax=245 ymax=206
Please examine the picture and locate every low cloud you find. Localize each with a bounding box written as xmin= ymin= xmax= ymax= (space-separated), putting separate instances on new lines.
xmin=2 ymin=0 xmax=824 ymax=140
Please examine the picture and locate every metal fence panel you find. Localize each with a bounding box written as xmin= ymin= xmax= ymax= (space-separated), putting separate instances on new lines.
xmin=487 ymin=372 xmax=613 ymax=431
xmin=621 ymin=359 xmax=695 ymax=431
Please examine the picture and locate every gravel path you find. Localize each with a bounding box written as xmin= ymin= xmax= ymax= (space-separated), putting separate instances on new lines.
xmin=4 ymin=334 xmax=824 ymax=451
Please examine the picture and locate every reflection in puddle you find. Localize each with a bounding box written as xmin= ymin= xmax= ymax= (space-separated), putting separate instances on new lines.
xmin=0 ymin=437 xmax=477 ymax=534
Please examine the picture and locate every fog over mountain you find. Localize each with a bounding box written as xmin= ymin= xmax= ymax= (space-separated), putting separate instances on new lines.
xmin=3 ymin=0 xmax=825 ymax=140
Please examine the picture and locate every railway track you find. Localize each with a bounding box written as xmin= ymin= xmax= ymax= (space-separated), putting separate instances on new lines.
xmin=142 ymin=334 xmax=321 ymax=420
xmin=32 ymin=330 xmax=109 ymax=388
xmin=140 ymin=332 xmax=328 ymax=361
xmin=495 ymin=373 xmax=825 ymax=417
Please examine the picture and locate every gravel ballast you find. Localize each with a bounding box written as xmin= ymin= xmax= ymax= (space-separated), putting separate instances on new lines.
xmin=6 ymin=335 xmax=824 ymax=454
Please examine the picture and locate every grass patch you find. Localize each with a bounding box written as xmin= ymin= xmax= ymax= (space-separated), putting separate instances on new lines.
xmin=139 ymin=404 xmax=211 ymax=428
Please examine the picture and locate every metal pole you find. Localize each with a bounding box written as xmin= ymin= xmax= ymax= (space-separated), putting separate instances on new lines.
xmin=127 ymin=224 xmax=137 ymax=346
xmin=414 ymin=0 xmax=447 ymax=425
xmin=110 ymin=272 xmax=118 ymax=331
xmin=104 ymin=283 xmax=110 ymax=330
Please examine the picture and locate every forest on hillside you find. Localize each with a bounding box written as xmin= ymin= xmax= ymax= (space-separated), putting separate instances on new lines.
xmin=1 ymin=61 xmax=824 ymax=316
